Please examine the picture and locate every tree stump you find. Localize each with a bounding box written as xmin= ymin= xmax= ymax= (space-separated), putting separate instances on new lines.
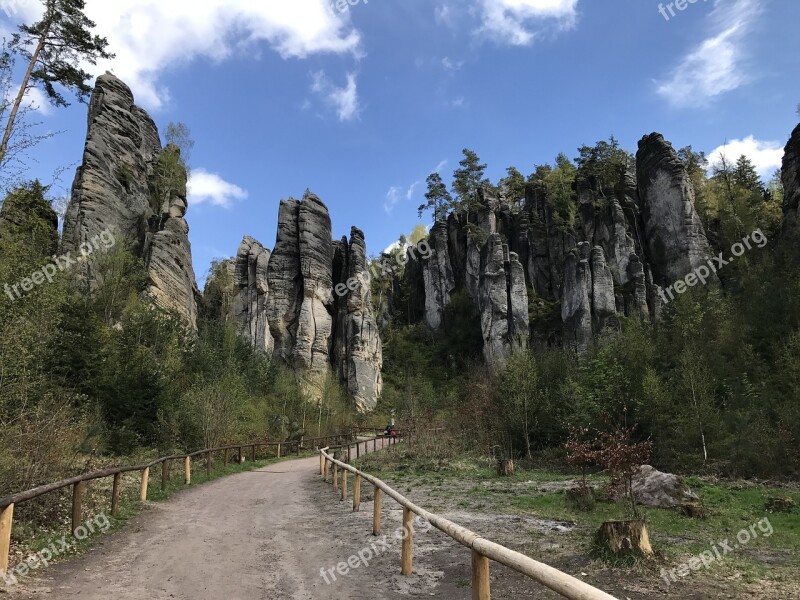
xmin=595 ymin=520 xmax=654 ymax=559
xmin=566 ymin=486 xmax=595 ymax=512
xmin=766 ymin=497 xmax=795 ymax=513
xmin=497 ymin=459 xmax=514 ymax=477
xmin=680 ymin=501 xmax=707 ymax=519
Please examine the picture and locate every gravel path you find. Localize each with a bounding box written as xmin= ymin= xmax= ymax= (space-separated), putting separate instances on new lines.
xmin=3 ymin=439 xmax=459 ymax=600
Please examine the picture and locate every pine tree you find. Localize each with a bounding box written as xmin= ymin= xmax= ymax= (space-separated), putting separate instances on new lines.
xmin=733 ymin=155 xmax=764 ymax=194
xmin=451 ymin=148 xmax=489 ymax=216
xmin=418 ymin=172 xmax=453 ymax=222
xmin=1 ymin=0 xmax=114 ymax=165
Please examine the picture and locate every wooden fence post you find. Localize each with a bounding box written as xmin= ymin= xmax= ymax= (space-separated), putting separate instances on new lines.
xmin=252 ymin=445 xmax=257 ymax=462
xmin=401 ymin=507 xmax=413 ymax=575
xmin=373 ymin=487 xmax=382 ymax=535
xmin=374 ymin=437 xmax=377 ymax=452
xmin=333 ymin=464 xmax=339 ymax=493
xmin=111 ymin=473 xmax=122 ymax=516
xmin=223 ymin=449 xmax=229 ymax=466
xmin=319 ymin=453 xmax=324 ymax=475
xmin=139 ymin=467 xmax=150 ymax=502
xmin=324 ymin=458 xmax=330 ymax=482
xmin=295 ymin=442 xmax=300 ymax=456
xmin=356 ymin=442 xmax=360 ymax=458
xmin=0 ymin=503 xmax=13 ymax=578
xmin=238 ymin=447 xmax=243 ymax=463
xmin=277 ymin=443 xmax=281 ymax=458
xmin=353 ymin=474 xmax=361 ymax=512
xmin=341 ymin=470 xmax=348 ymax=501
xmin=206 ymin=451 xmax=212 ymax=476
xmin=471 ymin=550 xmax=491 ymax=600
xmin=184 ymin=457 xmax=191 ymax=485
xmin=161 ymin=461 xmax=169 ymax=492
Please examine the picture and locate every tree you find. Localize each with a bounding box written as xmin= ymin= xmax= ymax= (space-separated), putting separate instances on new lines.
xmin=498 ymin=351 xmax=541 ymax=459
xmin=0 ymin=45 xmax=59 ymax=190
xmin=1 ymin=0 xmax=114 ymax=165
xmin=451 ymin=148 xmax=489 ymax=216
xmin=418 ymin=172 xmax=453 ymax=222
xmin=499 ymin=166 xmax=526 ymax=208
xmin=165 ymin=122 xmax=194 ymax=168
xmin=733 ymin=155 xmax=764 ymax=195
xmin=575 ymin=137 xmax=632 ymax=196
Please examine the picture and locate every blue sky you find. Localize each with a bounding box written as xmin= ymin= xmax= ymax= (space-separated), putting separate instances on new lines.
xmin=2 ymin=0 xmax=799 ymax=286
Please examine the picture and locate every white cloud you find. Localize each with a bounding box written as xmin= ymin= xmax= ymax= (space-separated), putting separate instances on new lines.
xmin=187 ymin=169 xmax=248 ymax=208
xmin=385 ymin=160 xmax=448 ymax=214
xmin=477 ymin=0 xmax=579 ymax=46
xmin=6 ymin=84 xmax=52 ymax=116
xmin=441 ymin=57 xmax=464 ymax=72
xmin=1 ymin=0 xmax=361 ymax=111
xmin=384 ymin=182 xmax=421 ymax=215
xmin=435 ymin=4 xmax=455 ymax=27
xmin=310 ymin=70 xmax=361 ymax=121
xmin=708 ymin=136 xmax=784 ymax=179
xmin=655 ymin=0 xmax=761 ymax=107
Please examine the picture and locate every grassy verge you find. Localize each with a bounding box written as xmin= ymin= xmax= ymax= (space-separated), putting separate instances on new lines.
xmin=352 ymin=448 xmax=800 ymax=587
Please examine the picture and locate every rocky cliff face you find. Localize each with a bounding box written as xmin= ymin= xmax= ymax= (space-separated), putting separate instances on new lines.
xmin=232 ymin=194 xmax=383 ymax=411
xmin=333 ymin=228 xmax=383 ymax=411
xmin=781 ymin=124 xmax=800 ymax=236
xmin=62 ymin=73 xmax=198 ymax=328
xmin=636 ymin=133 xmax=716 ymax=287
xmin=397 ymin=131 xmax=717 ymax=359
xmin=234 ymin=236 xmax=273 ymax=353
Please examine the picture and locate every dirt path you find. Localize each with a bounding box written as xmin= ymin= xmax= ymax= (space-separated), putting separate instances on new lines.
xmin=4 ymin=439 xmax=456 ymax=600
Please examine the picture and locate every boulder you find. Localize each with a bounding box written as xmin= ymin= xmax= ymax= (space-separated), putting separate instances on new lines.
xmin=629 ymin=465 xmax=700 ymax=508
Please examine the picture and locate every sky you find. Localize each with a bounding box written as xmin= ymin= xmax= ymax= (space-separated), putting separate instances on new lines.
xmin=1 ymin=0 xmax=799 ymax=287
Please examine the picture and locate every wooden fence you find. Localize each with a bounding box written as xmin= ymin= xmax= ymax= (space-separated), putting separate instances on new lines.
xmin=0 ymin=432 xmax=357 ymax=577
xmin=320 ymin=441 xmax=619 ymax=600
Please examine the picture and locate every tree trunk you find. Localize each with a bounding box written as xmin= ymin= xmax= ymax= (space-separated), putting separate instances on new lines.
xmin=497 ymin=458 xmax=514 ymax=477
xmin=0 ymin=24 xmax=49 ymax=166
xmin=595 ymin=520 xmax=654 ymax=559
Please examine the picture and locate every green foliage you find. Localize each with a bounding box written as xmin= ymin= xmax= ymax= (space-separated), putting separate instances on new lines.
xmin=528 ymin=154 xmax=577 ymax=231
xmin=451 ymin=148 xmax=489 ymax=216
xmin=152 ymin=144 xmax=187 ymax=212
xmin=9 ymin=0 xmax=114 ymax=107
xmin=419 ymin=172 xmax=453 ymax=222
xmin=575 ymin=137 xmax=633 ymax=196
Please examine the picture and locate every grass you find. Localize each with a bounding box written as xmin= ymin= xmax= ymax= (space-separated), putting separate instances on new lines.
xmin=352 ymin=448 xmax=800 ymax=588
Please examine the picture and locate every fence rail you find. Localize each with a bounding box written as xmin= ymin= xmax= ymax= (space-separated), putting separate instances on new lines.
xmin=320 ymin=442 xmax=619 ymax=600
xmin=0 ymin=431 xmax=358 ymax=577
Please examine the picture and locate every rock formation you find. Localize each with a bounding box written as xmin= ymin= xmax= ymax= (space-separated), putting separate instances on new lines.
xmin=232 ymin=194 xmax=383 ymax=411
xmin=636 ymin=133 xmax=716 ymax=287
xmin=265 ymin=195 xmax=333 ymax=398
xmin=395 ymin=131 xmax=717 ymax=358
xmin=781 ymin=123 xmax=800 ymax=236
xmin=62 ymin=73 xmax=198 ymax=328
xmin=333 ymin=228 xmax=383 ymax=411
xmin=234 ymin=236 xmax=272 ymax=353
xmin=422 ymin=221 xmax=455 ymax=330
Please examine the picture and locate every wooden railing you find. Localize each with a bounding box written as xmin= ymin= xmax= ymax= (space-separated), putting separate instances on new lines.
xmin=0 ymin=432 xmax=357 ymax=577
xmin=320 ymin=442 xmax=619 ymax=600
